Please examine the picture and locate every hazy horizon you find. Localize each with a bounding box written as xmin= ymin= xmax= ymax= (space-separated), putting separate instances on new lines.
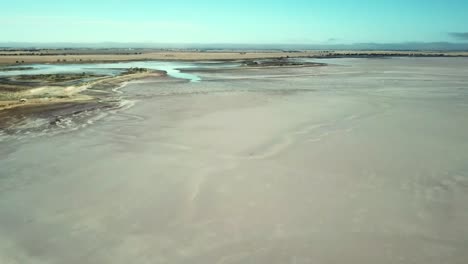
xmin=2 ymin=42 xmax=468 ymax=51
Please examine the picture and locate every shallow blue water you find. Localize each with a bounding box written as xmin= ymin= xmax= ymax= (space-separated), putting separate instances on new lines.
xmin=0 ymin=61 xmax=238 ymax=82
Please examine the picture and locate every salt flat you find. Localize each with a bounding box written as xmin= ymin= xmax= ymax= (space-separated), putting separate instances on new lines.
xmin=1 ymin=58 xmax=467 ymax=263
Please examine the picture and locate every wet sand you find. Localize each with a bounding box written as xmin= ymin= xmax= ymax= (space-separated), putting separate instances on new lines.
xmin=0 ymin=58 xmax=468 ymax=263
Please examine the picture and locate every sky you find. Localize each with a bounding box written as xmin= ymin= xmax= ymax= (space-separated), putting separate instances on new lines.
xmin=1 ymin=0 xmax=468 ymax=44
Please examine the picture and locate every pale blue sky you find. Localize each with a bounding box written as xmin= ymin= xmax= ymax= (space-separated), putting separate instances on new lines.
xmin=1 ymin=0 xmax=468 ymax=44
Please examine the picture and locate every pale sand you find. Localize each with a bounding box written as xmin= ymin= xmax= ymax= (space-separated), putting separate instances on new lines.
xmin=1 ymin=50 xmax=468 ymax=65
xmin=0 ymin=58 xmax=468 ymax=263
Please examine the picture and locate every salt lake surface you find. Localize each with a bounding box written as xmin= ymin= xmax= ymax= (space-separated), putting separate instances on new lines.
xmin=1 ymin=58 xmax=468 ymax=263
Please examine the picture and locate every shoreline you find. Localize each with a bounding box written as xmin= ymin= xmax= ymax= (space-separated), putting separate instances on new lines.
xmin=0 ymin=58 xmax=323 ymax=113
xmin=0 ymin=57 xmax=323 ymax=126
xmin=0 ymin=70 xmax=166 ymax=129
xmin=0 ymin=70 xmax=166 ymax=110
xmin=0 ymin=58 xmax=323 ymax=130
